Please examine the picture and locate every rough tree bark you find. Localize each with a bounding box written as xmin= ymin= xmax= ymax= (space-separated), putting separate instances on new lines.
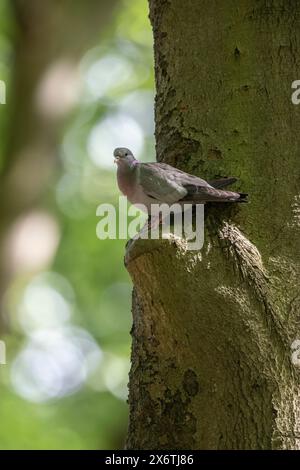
xmin=126 ymin=0 xmax=300 ymax=450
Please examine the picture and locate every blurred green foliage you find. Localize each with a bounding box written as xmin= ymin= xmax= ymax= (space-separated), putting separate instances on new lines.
xmin=0 ymin=0 xmax=154 ymax=449
xmin=0 ymin=0 xmax=13 ymax=171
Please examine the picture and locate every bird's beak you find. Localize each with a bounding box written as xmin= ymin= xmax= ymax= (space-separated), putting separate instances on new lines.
xmin=114 ymin=157 xmax=120 ymax=163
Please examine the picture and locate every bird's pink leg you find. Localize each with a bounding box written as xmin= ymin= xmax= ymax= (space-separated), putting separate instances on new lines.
xmin=137 ymin=214 xmax=161 ymax=239
xmin=125 ymin=214 xmax=163 ymax=266
xmin=130 ymin=214 xmax=163 ymax=241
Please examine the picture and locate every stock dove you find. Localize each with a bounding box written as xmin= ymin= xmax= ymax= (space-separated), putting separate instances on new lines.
xmin=114 ymin=147 xmax=248 ymax=211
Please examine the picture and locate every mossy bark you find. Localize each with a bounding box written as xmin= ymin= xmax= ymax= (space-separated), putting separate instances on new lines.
xmin=126 ymin=0 xmax=300 ymax=450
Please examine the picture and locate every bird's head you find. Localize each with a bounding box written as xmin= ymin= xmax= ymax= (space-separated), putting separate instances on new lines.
xmin=113 ymin=147 xmax=137 ymax=167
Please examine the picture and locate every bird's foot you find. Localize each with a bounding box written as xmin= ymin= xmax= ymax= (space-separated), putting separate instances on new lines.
xmin=124 ymin=215 xmax=163 ymax=266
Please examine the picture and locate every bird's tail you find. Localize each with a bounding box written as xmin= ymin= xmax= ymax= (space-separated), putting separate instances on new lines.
xmin=237 ymin=192 xmax=248 ymax=203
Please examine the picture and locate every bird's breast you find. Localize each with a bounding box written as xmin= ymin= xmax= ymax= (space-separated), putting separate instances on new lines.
xmin=117 ymin=167 xmax=136 ymax=199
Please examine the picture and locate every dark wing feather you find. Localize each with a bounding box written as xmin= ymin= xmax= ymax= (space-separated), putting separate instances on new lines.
xmin=180 ymin=184 xmax=242 ymax=202
xmin=208 ymin=177 xmax=237 ymax=189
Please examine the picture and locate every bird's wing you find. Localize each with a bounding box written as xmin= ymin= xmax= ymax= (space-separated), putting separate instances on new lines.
xmin=208 ymin=177 xmax=237 ymax=189
xmin=155 ymin=165 xmax=241 ymax=202
xmin=139 ymin=162 xmax=241 ymax=203
xmin=180 ymin=183 xmax=243 ymax=202
xmin=138 ymin=163 xmax=189 ymax=203
xmin=152 ymin=163 xmax=211 ymax=187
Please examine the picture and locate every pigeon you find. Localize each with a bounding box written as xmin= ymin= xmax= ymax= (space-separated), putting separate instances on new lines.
xmin=114 ymin=147 xmax=247 ymax=212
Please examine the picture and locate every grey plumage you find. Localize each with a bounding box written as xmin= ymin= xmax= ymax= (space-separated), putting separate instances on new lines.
xmin=114 ymin=147 xmax=248 ymax=211
xmin=207 ymin=177 xmax=237 ymax=189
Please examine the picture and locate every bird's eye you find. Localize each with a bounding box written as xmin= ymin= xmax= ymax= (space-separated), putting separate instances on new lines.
xmin=124 ymin=153 xmax=128 ymax=157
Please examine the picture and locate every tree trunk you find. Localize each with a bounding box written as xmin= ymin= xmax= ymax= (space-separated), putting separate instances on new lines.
xmin=126 ymin=0 xmax=300 ymax=450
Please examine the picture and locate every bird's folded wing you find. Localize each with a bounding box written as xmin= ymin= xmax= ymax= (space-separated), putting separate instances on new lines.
xmin=149 ymin=164 xmax=239 ymax=202
xmin=208 ymin=177 xmax=237 ymax=189
xmin=180 ymin=183 xmax=221 ymax=201
xmin=139 ymin=163 xmax=188 ymax=204
xmin=181 ymin=184 xmax=241 ymax=202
